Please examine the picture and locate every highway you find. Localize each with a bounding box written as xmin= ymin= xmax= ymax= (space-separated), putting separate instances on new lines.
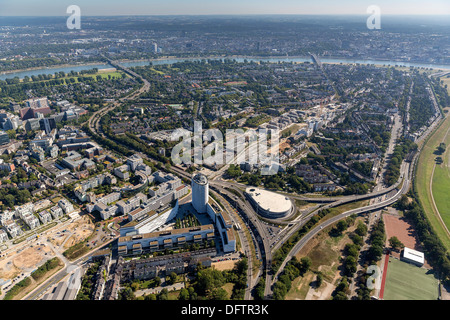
xmin=269 ymin=100 xmax=443 ymax=288
xmin=271 ymin=161 xmax=412 ymax=285
xmin=80 ymin=55 xmax=444 ymax=300
xmin=210 ymin=183 xmax=272 ymax=298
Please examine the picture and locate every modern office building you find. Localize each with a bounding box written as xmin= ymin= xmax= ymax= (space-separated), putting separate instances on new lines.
xmin=118 ymin=224 xmax=215 ymax=255
xmin=191 ymin=173 xmax=209 ymax=214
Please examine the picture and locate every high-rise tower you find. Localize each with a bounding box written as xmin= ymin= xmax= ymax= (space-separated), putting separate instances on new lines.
xmin=191 ymin=173 xmax=208 ymax=213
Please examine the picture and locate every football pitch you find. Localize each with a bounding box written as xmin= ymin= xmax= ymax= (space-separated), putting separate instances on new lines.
xmin=383 ymin=258 xmax=439 ymax=300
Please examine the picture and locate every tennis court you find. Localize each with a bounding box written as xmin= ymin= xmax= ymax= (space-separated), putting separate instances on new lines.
xmin=383 ymin=258 xmax=439 ymax=300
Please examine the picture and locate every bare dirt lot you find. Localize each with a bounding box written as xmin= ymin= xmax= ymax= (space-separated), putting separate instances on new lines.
xmin=48 ymin=215 xmax=94 ymax=250
xmin=383 ymin=213 xmax=431 ymax=268
xmin=212 ymin=259 xmax=238 ymax=271
xmin=13 ymin=245 xmax=52 ymax=270
xmin=0 ymin=244 xmax=53 ymax=280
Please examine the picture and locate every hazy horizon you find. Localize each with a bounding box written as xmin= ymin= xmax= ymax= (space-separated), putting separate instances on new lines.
xmin=0 ymin=0 xmax=449 ymax=16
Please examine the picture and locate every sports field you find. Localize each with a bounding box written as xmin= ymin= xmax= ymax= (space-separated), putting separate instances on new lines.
xmin=383 ymin=258 xmax=439 ymax=300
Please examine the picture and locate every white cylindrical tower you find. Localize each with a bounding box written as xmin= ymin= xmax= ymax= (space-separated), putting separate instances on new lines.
xmin=192 ymin=173 xmax=209 ymax=213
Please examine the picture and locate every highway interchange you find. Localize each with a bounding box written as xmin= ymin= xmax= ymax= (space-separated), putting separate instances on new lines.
xmin=25 ymin=58 xmax=444 ymax=300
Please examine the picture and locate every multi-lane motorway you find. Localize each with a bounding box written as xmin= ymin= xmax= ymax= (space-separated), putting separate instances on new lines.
xmin=80 ymin=56 xmax=443 ymax=300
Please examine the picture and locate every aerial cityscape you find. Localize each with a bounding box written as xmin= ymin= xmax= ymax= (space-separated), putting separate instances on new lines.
xmin=0 ymin=0 xmax=450 ymax=307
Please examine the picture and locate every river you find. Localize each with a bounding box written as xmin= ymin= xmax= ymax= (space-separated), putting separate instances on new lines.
xmin=2 ymin=56 xmax=450 ymax=81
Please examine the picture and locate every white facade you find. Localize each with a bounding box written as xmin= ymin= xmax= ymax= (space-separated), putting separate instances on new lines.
xmin=0 ymin=229 xmax=8 ymax=243
xmin=50 ymin=205 xmax=63 ymax=219
xmin=127 ymin=154 xmax=144 ymax=172
xmin=120 ymin=200 xmax=179 ymax=236
xmin=113 ymin=165 xmax=130 ymax=180
xmin=58 ymin=199 xmax=74 ymax=214
xmin=245 ymin=187 xmax=293 ymax=219
xmin=192 ymin=173 xmax=209 ymax=214
xmin=24 ymin=215 xmax=40 ymax=229
xmin=401 ymin=247 xmax=425 ymax=267
xmin=3 ymin=220 xmax=22 ymax=238
xmin=38 ymin=210 xmax=52 ymax=224
xmin=206 ymin=199 xmax=235 ymax=253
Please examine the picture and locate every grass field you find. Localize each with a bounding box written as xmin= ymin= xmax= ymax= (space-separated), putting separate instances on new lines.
xmin=431 ymin=117 xmax=450 ymax=230
xmin=439 ymin=76 xmax=450 ymax=95
xmin=414 ymin=112 xmax=450 ymax=250
xmin=432 ymin=154 xmax=450 ymax=230
xmin=221 ymin=282 xmax=235 ymax=299
xmin=383 ymin=258 xmax=439 ymax=300
xmin=14 ymin=70 xmax=126 ymax=85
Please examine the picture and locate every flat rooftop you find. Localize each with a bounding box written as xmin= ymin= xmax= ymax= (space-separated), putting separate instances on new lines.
xmin=193 ymin=173 xmax=208 ymax=185
xmin=119 ymin=224 xmax=214 ymax=243
xmin=245 ymin=187 xmax=292 ymax=214
xmin=403 ymin=247 xmax=425 ymax=264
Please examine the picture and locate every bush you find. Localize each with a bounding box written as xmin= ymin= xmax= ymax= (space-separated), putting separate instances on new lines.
xmin=31 ymin=257 xmax=61 ymax=281
xmin=3 ymin=277 xmax=31 ymax=300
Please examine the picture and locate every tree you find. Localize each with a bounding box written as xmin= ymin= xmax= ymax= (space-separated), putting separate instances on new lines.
xmin=299 ymin=257 xmax=312 ymax=274
xmin=344 ymin=256 xmax=357 ymax=276
xmin=337 ymin=220 xmax=348 ymax=232
xmin=145 ymin=293 xmax=157 ymax=300
xmin=316 ymin=273 xmax=323 ymax=288
xmin=388 ymin=236 xmax=404 ymax=251
xmin=368 ymin=244 xmax=384 ymax=263
xmin=119 ymin=287 xmax=136 ymax=300
xmin=195 ymin=268 xmax=225 ymax=296
xmin=333 ymin=291 xmax=348 ymax=300
xmin=345 ymin=243 xmax=360 ymax=258
xmin=355 ymin=221 xmax=368 ymax=237
xmin=254 ymin=278 xmax=265 ymax=300
xmin=178 ymin=288 xmax=190 ymax=300
xmin=437 ymin=142 xmax=446 ymax=155
xmin=157 ymin=288 xmax=169 ymax=300
xmin=211 ymin=288 xmax=228 ymax=300
xmin=167 ymin=272 xmax=178 ymax=285
xmin=130 ymin=282 xmax=140 ymax=292
xmin=273 ymin=281 xmax=287 ymax=300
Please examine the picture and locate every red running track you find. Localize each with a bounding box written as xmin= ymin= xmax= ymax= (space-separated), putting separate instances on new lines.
xmin=379 ymin=253 xmax=390 ymax=299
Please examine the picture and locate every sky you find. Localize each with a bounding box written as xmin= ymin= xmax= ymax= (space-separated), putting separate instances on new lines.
xmin=0 ymin=0 xmax=449 ymax=16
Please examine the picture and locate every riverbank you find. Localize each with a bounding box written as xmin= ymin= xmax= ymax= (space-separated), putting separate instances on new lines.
xmin=3 ymin=55 xmax=450 ymax=81
xmin=0 ymin=61 xmax=107 ymax=76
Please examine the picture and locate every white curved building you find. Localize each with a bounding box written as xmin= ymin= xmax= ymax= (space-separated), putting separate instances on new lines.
xmin=192 ymin=173 xmax=209 ymax=213
xmin=245 ymin=187 xmax=293 ymax=219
